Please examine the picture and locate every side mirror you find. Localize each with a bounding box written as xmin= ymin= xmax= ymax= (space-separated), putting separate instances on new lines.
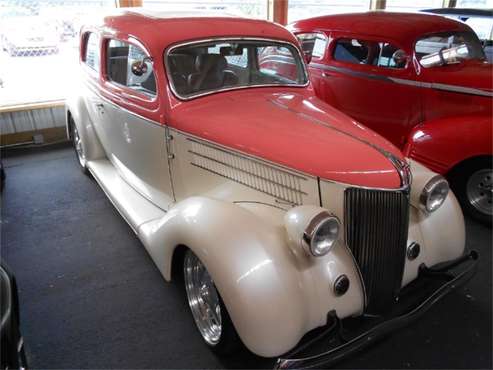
xmin=303 ymin=51 xmax=312 ymax=64
xmin=131 ymin=57 xmax=152 ymax=76
xmin=392 ymin=49 xmax=409 ymax=66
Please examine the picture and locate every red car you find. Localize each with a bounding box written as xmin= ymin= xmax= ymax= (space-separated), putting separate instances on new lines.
xmin=289 ymin=12 xmax=493 ymax=224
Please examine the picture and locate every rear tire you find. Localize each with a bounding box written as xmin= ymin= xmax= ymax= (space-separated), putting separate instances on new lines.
xmin=183 ymin=250 xmax=241 ymax=355
xmin=450 ymin=157 xmax=492 ymax=226
xmin=71 ymin=122 xmax=89 ymax=175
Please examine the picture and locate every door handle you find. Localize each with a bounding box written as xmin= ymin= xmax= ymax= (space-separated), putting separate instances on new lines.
xmin=95 ymin=103 xmax=105 ymax=114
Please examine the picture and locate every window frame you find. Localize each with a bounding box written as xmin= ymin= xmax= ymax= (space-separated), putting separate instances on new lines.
xmin=81 ymin=31 xmax=101 ymax=78
xmin=329 ymin=34 xmax=410 ymax=71
xmin=102 ymin=36 xmax=158 ymax=102
xmin=164 ymin=37 xmax=309 ymax=101
xmin=296 ymin=32 xmax=329 ymax=61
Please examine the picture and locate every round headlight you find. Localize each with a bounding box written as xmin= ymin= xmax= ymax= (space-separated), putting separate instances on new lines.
xmin=420 ymin=175 xmax=449 ymax=213
xmin=303 ymin=213 xmax=340 ymax=257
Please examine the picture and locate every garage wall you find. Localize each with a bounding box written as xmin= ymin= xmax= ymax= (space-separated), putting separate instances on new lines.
xmin=0 ymin=103 xmax=66 ymax=146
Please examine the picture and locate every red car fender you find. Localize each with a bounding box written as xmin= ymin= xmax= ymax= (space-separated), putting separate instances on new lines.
xmin=404 ymin=114 xmax=493 ymax=175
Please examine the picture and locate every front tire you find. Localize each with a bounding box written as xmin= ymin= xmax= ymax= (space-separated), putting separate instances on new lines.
xmin=450 ymin=157 xmax=492 ymax=226
xmin=183 ymin=250 xmax=241 ymax=355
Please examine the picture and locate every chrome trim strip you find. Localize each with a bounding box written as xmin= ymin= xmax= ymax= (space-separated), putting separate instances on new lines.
xmin=190 ymin=162 xmax=304 ymax=205
xmin=269 ymin=99 xmax=411 ymax=190
xmin=310 ymin=63 xmax=493 ymax=98
xmin=186 ymin=138 xmax=307 ymax=181
xmin=168 ymin=127 xmax=314 ymax=179
xmin=164 ymin=37 xmax=310 ymax=101
xmin=430 ymin=82 xmax=493 ymax=97
xmin=188 ymin=138 xmax=308 ymax=205
xmin=188 ymin=149 xmax=309 ymax=194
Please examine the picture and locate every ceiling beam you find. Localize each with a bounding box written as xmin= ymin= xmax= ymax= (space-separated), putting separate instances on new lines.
xmin=117 ymin=0 xmax=142 ymax=7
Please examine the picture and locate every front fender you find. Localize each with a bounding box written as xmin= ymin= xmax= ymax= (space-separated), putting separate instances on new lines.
xmin=404 ymin=115 xmax=492 ymax=174
xmin=138 ymin=197 xmax=364 ymax=357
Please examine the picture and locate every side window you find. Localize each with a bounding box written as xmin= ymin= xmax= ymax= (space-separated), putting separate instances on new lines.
xmin=297 ymin=33 xmax=328 ymax=60
xmin=374 ymin=42 xmax=407 ymax=69
xmin=106 ymin=39 xmax=157 ymax=96
xmin=333 ymin=38 xmax=369 ymax=64
xmin=333 ymin=38 xmax=406 ymax=69
xmin=84 ymin=33 xmax=100 ymax=72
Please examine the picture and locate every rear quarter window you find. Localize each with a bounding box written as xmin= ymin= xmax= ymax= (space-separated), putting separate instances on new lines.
xmin=297 ymin=33 xmax=328 ymax=60
xmin=84 ymin=33 xmax=100 ymax=72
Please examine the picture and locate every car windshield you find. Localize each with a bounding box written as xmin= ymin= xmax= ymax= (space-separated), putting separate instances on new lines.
xmin=166 ymin=39 xmax=308 ymax=99
xmin=415 ymin=31 xmax=486 ymax=67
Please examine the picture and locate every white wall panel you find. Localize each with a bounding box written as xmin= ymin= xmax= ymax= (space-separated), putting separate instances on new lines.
xmin=0 ymin=106 xmax=65 ymax=135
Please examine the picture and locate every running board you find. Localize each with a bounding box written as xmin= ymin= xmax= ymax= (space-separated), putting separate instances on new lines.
xmin=87 ymin=159 xmax=166 ymax=233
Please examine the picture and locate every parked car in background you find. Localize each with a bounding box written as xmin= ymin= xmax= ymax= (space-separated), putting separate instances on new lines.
xmin=422 ymin=8 xmax=493 ymax=62
xmin=0 ymin=6 xmax=59 ymax=56
xmin=67 ymin=9 xmax=477 ymax=368
xmin=289 ymin=12 xmax=493 ymax=224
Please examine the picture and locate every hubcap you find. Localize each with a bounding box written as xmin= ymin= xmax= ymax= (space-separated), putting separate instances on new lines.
xmin=184 ymin=251 xmax=222 ymax=346
xmin=72 ymin=125 xmax=86 ymax=167
xmin=466 ymin=169 xmax=493 ymax=216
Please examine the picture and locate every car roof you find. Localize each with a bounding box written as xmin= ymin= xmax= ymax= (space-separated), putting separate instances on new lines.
xmin=85 ymin=8 xmax=298 ymax=54
xmin=289 ymin=11 xmax=471 ymax=44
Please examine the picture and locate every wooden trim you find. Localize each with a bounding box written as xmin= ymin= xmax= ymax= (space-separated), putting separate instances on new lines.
xmin=117 ymin=0 xmax=142 ymax=7
xmin=268 ymin=0 xmax=288 ymax=25
xmin=0 ymin=100 xmax=65 ymax=114
xmin=275 ymin=0 xmax=288 ymax=25
xmin=0 ymin=127 xmax=68 ymax=146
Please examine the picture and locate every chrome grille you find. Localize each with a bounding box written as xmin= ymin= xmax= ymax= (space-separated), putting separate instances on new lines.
xmin=344 ymin=188 xmax=409 ymax=313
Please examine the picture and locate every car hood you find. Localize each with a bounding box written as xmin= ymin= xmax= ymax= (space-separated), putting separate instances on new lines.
xmin=170 ymin=90 xmax=406 ymax=189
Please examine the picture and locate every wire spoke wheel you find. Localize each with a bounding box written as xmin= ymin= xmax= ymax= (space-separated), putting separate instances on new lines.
xmin=184 ymin=250 xmax=222 ymax=346
xmin=466 ymin=168 xmax=493 ymax=216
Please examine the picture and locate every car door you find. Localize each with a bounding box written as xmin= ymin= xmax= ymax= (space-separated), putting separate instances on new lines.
xmin=80 ymin=32 xmax=106 ymax=145
xmin=308 ymin=32 xmax=422 ymax=149
xmin=96 ymin=37 xmax=174 ymax=210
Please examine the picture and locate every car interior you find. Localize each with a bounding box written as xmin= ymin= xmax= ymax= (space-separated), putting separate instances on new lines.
xmin=167 ymin=42 xmax=304 ymax=97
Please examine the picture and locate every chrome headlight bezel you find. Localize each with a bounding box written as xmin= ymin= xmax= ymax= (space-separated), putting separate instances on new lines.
xmin=419 ymin=175 xmax=449 ymax=213
xmin=302 ymin=212 xmax=341 ymax=257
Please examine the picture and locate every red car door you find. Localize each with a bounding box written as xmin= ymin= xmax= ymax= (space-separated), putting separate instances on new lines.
xmin=307 ymin=32 xmax=422 ymax=149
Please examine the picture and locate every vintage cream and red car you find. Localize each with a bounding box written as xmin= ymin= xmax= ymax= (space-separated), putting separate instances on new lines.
xmin=289 ymin=12 xmax=493 ymax=225
xmin=66 ymin=9 xmax=477 ymax=368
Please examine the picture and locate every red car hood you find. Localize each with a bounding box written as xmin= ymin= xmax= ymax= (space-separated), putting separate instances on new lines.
xmin=170 ymin=90 xmax=405 ymax=189
xmin=427 ymin=60 xmax=493 ymax=94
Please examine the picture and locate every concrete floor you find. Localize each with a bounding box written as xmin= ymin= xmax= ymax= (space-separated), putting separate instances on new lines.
xmin=1 ymin=143 xmax=492 ymax=369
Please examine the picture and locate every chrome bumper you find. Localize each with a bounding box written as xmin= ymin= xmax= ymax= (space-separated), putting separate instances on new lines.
xmin=275 ymin=250 xmax=479 ymax=369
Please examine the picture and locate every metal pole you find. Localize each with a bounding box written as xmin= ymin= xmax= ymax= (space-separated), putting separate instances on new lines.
xmin=370 ymin=0 xmax=386 ymax=10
